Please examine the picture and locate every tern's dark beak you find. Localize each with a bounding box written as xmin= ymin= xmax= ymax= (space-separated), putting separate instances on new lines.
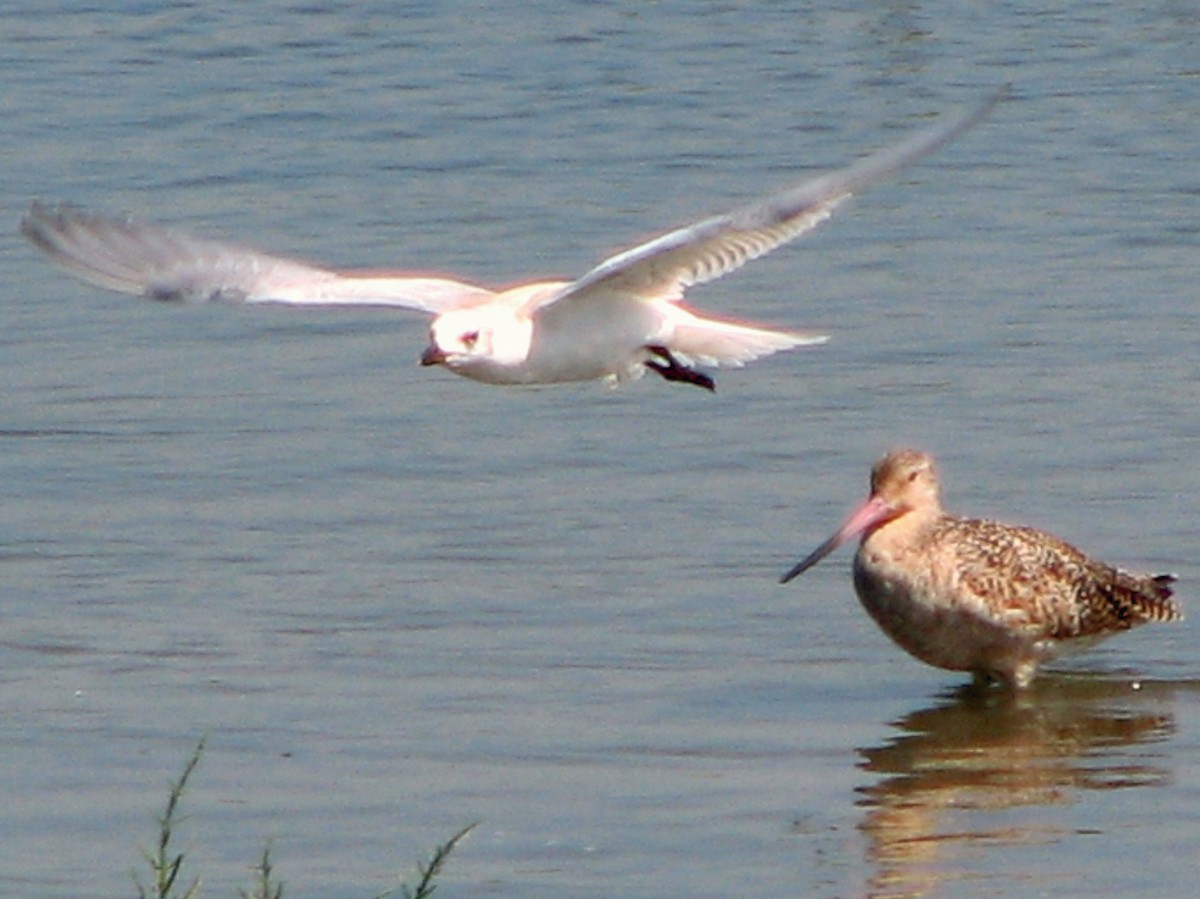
xmin=420 ymin=345 xmax=448 ymax=367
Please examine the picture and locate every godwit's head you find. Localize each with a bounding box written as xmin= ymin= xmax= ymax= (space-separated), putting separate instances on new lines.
xmin=780 ymin=448 xmax=943 ymax=584
xmin=869 ymin=448 xmax=942 ymax=515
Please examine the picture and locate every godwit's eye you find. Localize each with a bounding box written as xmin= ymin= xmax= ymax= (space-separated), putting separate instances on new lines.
xmin=906 ymin=469 xmax=921 ymax=483
xmin=461 ymin=331 xmax=479 ymax=349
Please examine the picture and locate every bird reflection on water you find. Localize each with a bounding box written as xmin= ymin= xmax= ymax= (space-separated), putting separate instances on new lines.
xmin=854 ymin=675 xmax=1184 ymax=898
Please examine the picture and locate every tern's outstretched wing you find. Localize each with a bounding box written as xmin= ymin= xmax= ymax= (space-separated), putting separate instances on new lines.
xmin=21 ymin=202 xmax=493 ymax=314
xmin=535 ymin=88 xmax=1004 ymax=314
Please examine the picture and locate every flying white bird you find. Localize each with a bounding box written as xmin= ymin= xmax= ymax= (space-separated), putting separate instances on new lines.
xmin=22 ymin=90 xmax=1001 ymax=391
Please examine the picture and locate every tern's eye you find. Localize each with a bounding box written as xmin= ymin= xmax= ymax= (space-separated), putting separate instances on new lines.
xmin=461 ymin=331 xmax=480 ymax=349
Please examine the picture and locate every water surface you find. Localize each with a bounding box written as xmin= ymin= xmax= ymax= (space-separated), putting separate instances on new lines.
xmin=2 ymin=2 xmax=1198 ymax=897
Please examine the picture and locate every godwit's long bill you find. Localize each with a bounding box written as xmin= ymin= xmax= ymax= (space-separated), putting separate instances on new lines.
xmin=781 ymin=449 xmax=1181 ymax=688
xmin=21 ymin=90 xmax=1003 ymax=391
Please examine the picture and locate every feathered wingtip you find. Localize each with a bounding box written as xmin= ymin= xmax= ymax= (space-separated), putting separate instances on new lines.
xmin=1149 ymin=573 xmax=1183 ymax=618
xmin=1131 ymin=572 xmax=1183 ymax=623
xmin=1151 ymin=573 xmax=1177 ymax=594
xmin=21 ymin=202 xmax=185 ymax=295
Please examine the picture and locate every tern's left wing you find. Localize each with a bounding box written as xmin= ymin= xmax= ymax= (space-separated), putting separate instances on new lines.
xmin=532 ymin=88 xmax=1004 ymax=314
xmin=21 ymin=203 xmax=493 ymax=314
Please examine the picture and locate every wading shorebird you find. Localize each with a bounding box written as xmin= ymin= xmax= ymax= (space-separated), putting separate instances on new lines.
xmin=780 ymin=449 xmax=1181 ymax=688
xmin=21 ymin=91 xmax=1001 ymax=392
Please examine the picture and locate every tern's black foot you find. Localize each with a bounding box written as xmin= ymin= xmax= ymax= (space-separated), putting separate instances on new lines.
xmin=645 ymin=345 xmax=716 ymax=392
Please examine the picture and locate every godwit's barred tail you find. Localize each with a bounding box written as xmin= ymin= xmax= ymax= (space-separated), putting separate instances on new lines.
xmin=781 ymin=449 xmax=1181 ymax=689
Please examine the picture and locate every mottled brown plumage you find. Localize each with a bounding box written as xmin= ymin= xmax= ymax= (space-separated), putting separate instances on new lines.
xmin=781 ymin=449 xmax=1181 ymax=688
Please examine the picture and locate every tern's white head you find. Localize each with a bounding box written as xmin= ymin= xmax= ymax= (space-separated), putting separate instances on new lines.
xmin=420 ymin=305 xmax=534 ymax=375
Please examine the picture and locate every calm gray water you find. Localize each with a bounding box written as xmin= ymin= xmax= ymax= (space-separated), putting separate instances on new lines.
xmin=3 ymin=2 xmax=1199 ymax=897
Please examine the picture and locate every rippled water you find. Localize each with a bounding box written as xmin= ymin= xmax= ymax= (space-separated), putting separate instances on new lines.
xmin=3 ymin=2 xmax=1199 ymax=897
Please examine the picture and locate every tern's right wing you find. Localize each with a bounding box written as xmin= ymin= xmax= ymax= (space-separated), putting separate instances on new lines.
xmin=533 ymin=87 xmax=1005 ymax=315
xmin=21 ymin=202 xmax=494 ymax=314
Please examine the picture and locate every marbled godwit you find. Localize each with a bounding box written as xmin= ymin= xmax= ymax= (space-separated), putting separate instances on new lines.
xmin=780 ymin=449 xmax=1181 ymax=688
xmin=21 ymin=92 xmax=1002 ymax=391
